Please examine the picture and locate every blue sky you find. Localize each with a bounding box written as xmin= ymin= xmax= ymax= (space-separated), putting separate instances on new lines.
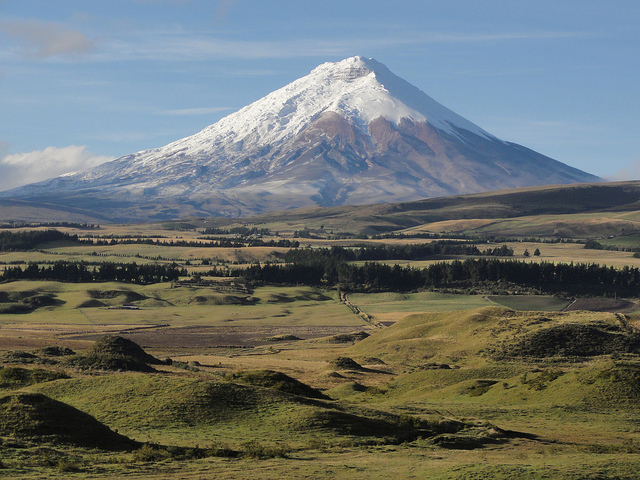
xmin=0 ymin=0 xmax=639 ymax=190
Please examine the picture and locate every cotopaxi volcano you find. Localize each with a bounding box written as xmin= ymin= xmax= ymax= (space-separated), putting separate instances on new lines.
xmin=1 ymin=56 xmax=599 ymax=221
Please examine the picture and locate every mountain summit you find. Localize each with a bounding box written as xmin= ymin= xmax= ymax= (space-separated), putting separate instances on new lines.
xmin=2 ymin=56 xmax=598 ymax=221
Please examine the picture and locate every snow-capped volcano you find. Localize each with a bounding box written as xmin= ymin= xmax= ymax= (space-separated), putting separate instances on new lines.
xmin=2 ymin=56 xmax=598 ymax=221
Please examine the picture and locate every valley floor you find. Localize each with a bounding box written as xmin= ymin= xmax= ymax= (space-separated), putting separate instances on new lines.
xmin=2 ymin=280 xmax=640 ymax=479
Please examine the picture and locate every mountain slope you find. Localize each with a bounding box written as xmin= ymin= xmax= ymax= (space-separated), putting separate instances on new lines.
xmin=1 ymin=56 xmax=598 ymax=221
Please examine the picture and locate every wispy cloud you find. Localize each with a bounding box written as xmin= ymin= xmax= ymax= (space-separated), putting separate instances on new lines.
xmin=0 ymin=19 xmax=95 ymax=58
xmin=0 ymin=145 xmax=113 ymax=191
xmin=420 ymin=30 xmax=587 ymax=44
xmin=0 ymin=15 xmax=585 ymax=64
xmin=159 ymin=106 xmax=232 ymax=116
xmin=90 ymin=28 xmax=586 ymax=63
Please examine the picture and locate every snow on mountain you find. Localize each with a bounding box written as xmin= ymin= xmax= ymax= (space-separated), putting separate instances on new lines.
xmin=1 ymin=56 xmax=599 ymax=221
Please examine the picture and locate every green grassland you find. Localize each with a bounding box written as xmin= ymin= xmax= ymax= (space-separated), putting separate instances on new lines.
xmin=0 ymin=282 xmax=364 ymax=356
xmin=600 ymin=234 xmax=640 ymax=248
xmin=3 ymin=299 xmax=640 ymax=477
xmin=487 ymin=295 xmax=572 ymax=311
xmin=347 ymin=292 xmax=494 ymax=323
xmin=2 ymin=244 xmax=287 ymax=267
xmin=3 ymin=183 xmax=640 ymax=478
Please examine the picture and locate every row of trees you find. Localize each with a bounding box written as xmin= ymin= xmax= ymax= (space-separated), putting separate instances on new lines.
xmin=0 ymin=261 xmax=186 ymax=284
xmin=0 ymin=229 xmax=296 ymax=252
xmin=0 ymin=222 xmax=99 ymax=230
xmin=86 ymin=237 xmax=298 ymax=249
xmin=242 ymin=257 xmax=640 ymax=296
xmin=201 ymin=226 xmax=271 ymax=236
xmin=0 ymin=230 xmax=89 ymax=252
xmin=282 ymin=242 xmax=512 ymax=263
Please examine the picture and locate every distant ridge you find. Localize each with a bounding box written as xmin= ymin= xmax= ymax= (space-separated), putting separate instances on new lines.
xmin=0 ymin=56 xmax=598 ymax=222
xmin=244 ymin=180 xmax=640 ymax=235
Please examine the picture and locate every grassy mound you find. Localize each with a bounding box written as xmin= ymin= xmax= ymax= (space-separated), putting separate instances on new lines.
xmin=28 ymin=373 xmax=485 ymax=447
xmin=324 ymin=331 xmax=370 ymax=343
xmin=0 ymin=367 xmax=69 ymax=389
xmin=492 ymin=322 xmax=640 ymax=359
xmin=87 ymin=289 xmax=146 ymax=302
xmin=31 ymin=374 xmax=314 ymax=430
xmin=267 ymin=290 xmax=332 ymax=303
xmin=382 ymin=358 xmax=640 ymax=413
xmin=3 ymin=350 xmax=39 ymax=362
xmin=347 ymin=307 xmax=511 ymax=364
xmin=0 ymin=393 xmax=137 ymax=450
xmin=287 ymin=408 xmax=419 ymax=439
xmin=0 ymin=291 xmax=64 ymax=314
xmin=189 ymin=294 xmax=257 ymax=305
xmin=65 ymin=335 xmax=162 ymax=372
xmin=227 ymin=370 xmax=328 ymax=399
xmin=579 ymin=361 xmax=640 ymax=408
xmin=77 ymin=299 xmax=106 ymax=308
xmin=39 ymin=346 xmax=75 ymax=357
xmin=349 ymin=307 xmax=634 ymax=365
xmin=329 ymin=356 xmax=364 ymax=370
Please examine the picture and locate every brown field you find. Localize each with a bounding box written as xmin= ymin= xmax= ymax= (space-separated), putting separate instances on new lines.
xmin=68 ymin=324 xmax=369 ymax=349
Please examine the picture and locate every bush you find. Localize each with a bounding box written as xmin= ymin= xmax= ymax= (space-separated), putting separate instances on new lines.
xmin=241 ymin=440 xmax=291 ymax=459
xmin=132 ymin=444 xmax=171 ymax=462
xmin=56 ymin=459 xmax=83 ymax=472
xmin=521 ymin=369 xmax=564 ymax=391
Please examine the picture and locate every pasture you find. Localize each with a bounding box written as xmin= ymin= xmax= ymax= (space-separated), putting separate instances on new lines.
xmin=2 ymin=218 xmax=640 ymax=478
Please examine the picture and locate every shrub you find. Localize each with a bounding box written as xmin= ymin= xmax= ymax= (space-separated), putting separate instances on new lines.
xmin=241 ymin=440 xmax=291 ymax=459
xmin=56 ymin=459 xmax=83 ymax=472
xmin=132 ymin=444 xmax=171 ymax=462
xmin=521 ymin=369 xmax=564 ymax=391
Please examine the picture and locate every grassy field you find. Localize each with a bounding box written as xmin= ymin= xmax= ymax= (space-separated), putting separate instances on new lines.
xmin=346 ymin=292 xmax=494 ymax=324
xmin=487 ymin=295 xmax=572 ymax=311
xmin=2 ymin=212 xmax=640 ymax=478
xmin=4 ymin=304 xmax=640 ymax=478
xmin=600 ymin=234 xmax=640 ymax=248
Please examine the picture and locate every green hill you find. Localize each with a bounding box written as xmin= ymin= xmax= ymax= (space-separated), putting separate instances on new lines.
xmin=0 ymin=392 xmax=137 ymax=450
xmin=348 ymin=307 xmax=637 ymax=364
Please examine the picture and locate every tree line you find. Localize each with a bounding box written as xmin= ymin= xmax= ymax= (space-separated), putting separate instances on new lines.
xmin=242 ymin=256 xmax=640 ymax=296
xmin=201 ymin=226 xmax=272 ymax=236
xmin=282 ymin=242 xmax=513 ymax=263
xmin=0 ymin=222 xmax=99 ymax=230
xmin=0 ymin=230 xmax=91 ymax=252
xmin=0 ymin=229 xmax=298 ymax=250
xmin=0 ymin=261 xmax=186 ymax=284
xmin=87 ymin=237 xmax=298 ymax=249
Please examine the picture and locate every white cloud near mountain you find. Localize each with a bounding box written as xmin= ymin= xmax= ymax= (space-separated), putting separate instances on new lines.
xmin=0 ymin=145 xmax=113 ymax=191
xmin=0 ymin=19 xmax=94 ymax=58
xmin=607 ymin=159 xmax=640 ymax=182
